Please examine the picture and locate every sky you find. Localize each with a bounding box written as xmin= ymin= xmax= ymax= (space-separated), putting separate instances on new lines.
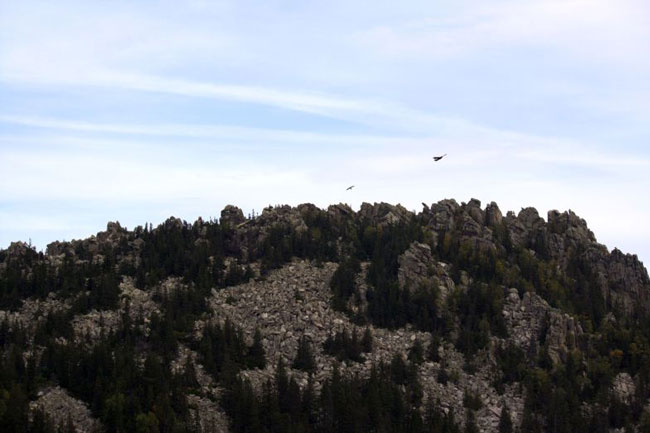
xmin=1 ymin=0 xmax=649 ymax=266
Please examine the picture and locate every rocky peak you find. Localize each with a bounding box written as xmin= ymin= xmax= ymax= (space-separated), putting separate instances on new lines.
xmin=358 ymin=202 xmax=412 ymax=226
xmin=6 ymin=241 xmax=36 ymax=260
xmin=46 ymin=241 xmax=70 ymax=257
xmin=517 ymin=207 xmax=545 ymax=232
xmin=95 ymin=220 xmax=129 ymax=246
xmin=106 ymin=221 xmax=123 ymax=233
xmin=485 ymin=202 xmax=503 ymax=227
xmin=547 ymin=209 xmax=595 ymax=242
xmin=256 ymin=205 xmax=307 ymax=233
xmin=327 ymin=203 xmax=353 ymax=221
xmin=464 ymin=198 xmax=485 ymax=225
xmin=426 ymin=199 xmax=460 ymax=231
xmin=220 ymin=205 xmax=245 ymax=227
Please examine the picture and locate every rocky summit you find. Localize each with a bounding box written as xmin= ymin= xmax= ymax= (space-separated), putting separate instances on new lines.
xmin=1 ymin=199 xmax=649 ymax=433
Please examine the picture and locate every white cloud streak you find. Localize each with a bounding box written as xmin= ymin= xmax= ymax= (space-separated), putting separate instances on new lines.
xmin=355 ymin=0 xmax=650 ymax=64
xmin=1 ymin=0 xmax=649 ymax=264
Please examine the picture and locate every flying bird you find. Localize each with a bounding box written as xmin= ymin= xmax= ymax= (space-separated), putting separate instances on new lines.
xmin=346 ymin=185 xmax=355 ymax=190
xmin=433 ymin=154 xmax=447 ymax=161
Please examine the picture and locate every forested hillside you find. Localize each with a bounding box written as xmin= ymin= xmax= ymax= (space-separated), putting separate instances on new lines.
xmin=1 ymin=199 xmax=649 ymax=433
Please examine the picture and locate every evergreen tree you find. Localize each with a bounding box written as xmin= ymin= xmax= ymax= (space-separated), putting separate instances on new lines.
xmin=408 ymin=339 xmax=425 ymax=365
xmin=247 ymin=328 xmax=267 ymax=369
xmin=464 ymin=409 xmax=479 ymax=433
xmin=428 ymin=334 xmax=441 ymax=362
xmin=498 ymin=405 xmax=513 ymax=433
xmin=361 ymin=327 xmax=373 ymax=353
xmin=293 ymin=336 xmax=316 ymax=373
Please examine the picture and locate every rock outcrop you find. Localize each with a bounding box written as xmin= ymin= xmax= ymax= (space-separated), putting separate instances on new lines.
xmin=398 ymin=242 xmax=434 ymax=291
xmin=2 ymin=198 xmax=650 ymax=433
xmin=220 ymin=205 xmax=245 ymax=227
xmin=503 ymin=289 xmax=584 ymax=364
xmin=358 ymin=202 xmax=411 ymax=226
xmin=30 ymin=387 xmax=102 ymax=433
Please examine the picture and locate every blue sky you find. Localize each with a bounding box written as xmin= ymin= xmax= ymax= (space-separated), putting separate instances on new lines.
xmin=1 ymin=0 xmax=650 ymax=265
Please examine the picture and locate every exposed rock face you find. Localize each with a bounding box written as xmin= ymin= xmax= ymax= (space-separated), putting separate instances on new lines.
xmin=396 ymin=242 xmax=456 ymax=311
xmin=226 ymin=205 xmax=309 ymax=261
xmin=398 ymin=242 xmax=434 ymax=291
xmin=0 ymin=293 xmax=71 ymax=340
xmin=358 ymin=202 xmax=411 ymax=226
xmin=30 ymin=387 xmax=103 ymax=433
xmin=3 ymin=198 xmax=650 ymax=433
xmin=503 ymin=289 xmax=583 ymax=364
xmin=518 ymin=208 xmax=545 ymax=233
xmin=72 ymin=309 xmax=121 ymax=344
xmin=187 ymin=395 xmax=229 ymax=433
xmin=6 ymin=241 xmax=36 ymax=259
xmin=220 ymin=205 xmax=245 ymax=227
xmin=601 ymin=248 xmax=650 ymax=315
xmin=71 ymin=277 xmax=162 ymax=344
xmin=485 ymin=202 xmax=503 ymax=227
xmin=327 ymin=203 xmax=354 ymax=225
xmin=205 ymin=260 xmax=524 ymax=432
xmin=547 ymin=210 xmax=595 ymax=243
xmin=171 ymin=345 xmax=229 ymax=433
xmin=97 ymin=221 xmax=127 ymax=244
xmin=426 ymin=199 xmax=459 ymax=231
xmin=611 ymin=372 xmax=635 ymax=404
xmin=465 ymin=198 xmax=485 ymax=225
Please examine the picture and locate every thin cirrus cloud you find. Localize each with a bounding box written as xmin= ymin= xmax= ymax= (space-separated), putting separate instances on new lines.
xmin=2 ymin=114 xmax=647 ymax=174
xmin=355 ymin=0 xmax=650 ymax=63
xmin=0 ymin=0 xmax=649 ymax=264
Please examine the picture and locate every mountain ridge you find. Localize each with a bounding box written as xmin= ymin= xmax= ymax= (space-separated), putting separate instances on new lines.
xmin=1 ymin=198 xmax=650 ymax=432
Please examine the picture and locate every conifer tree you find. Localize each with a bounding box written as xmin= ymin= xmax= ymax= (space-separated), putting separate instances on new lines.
xmin=408 ymin=339 xmax=425 ymax=365
xmin=498 ymin=405 xmax=513 ymax=433
xmin=292 ymin=336 xmax=316 ymax=373
xmin=247 ymin=328 xmax=267 ymax=369
xmin=362 ymin=327 xmax=373 ymax=353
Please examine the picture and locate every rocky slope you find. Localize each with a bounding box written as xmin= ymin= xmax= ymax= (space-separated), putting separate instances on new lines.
xmin=1 ymin=199 xmax=649 ymax=432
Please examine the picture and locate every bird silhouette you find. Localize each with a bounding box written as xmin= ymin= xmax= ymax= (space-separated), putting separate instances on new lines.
xmin=346 ymin=185 xmax=355 ymax=190
xmin=433 ymin=154 xmax=447 ymax=161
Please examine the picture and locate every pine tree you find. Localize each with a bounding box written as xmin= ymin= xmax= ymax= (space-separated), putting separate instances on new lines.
xmin=464 ymin=409 xmax=479 ymax=433
xmin=498 ymin=405 xmax=513 ymax=433
xmin=362 ymin=327 xmax=373 ymax=353
xmin=408 ymin=339 xmax=425 ymax=365
xmin=293 ymin=336 xmax=316 ymax=373
xmin=247 ymin=328 xmax=267 ymax=369
xmin=428 ymin=334 xmax=441 ymax=362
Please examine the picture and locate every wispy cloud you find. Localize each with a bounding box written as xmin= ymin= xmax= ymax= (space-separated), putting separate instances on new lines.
xmin=355 ymin=0 xmax=650 ymax=64
xmin=0 ymin=114 xmax=417 ymax=146
xmin=1 ymin=0 xmax=649 ymax=265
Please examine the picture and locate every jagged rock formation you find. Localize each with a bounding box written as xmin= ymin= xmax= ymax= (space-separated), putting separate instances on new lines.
xmin=30 ymin=387 xmax=103 ymax=433
xmin=503 ymin=289 xmax=584 ymax=364
xmin=398 ymin=242 xmax=434 ymax=291
xmin=2 ymin=198 xmax=650 ymax=433
xmin=359 ymin=202 xmax=411 ymax=226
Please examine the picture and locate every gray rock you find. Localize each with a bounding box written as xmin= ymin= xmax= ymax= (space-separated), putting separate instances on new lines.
xmin=485 ymin=202 xmax=503 ymax=227
xmin=30 ymin=386 xmax=103 ymax=433
xmin=611 ymin=372 xmax=635 ymax=404
xmin=398 ymin=242 xmax=433 ymax=291
xmin=220 ymin=205 xmax=245 ymax=226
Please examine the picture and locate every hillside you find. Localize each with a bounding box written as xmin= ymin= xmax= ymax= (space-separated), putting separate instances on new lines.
xmin=1 ymin=199 xmax=650 ymax=433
